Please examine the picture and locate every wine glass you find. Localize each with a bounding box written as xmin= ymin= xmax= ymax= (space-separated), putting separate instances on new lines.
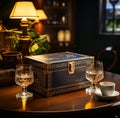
xmin=15 ymin=64 xmax=34 ymax=99
xmin=85 ymin=61 xmax=104 ymax=95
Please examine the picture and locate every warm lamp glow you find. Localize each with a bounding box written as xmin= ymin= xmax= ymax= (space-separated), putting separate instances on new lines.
xmin=9 ymin=1 xmax=38 ymax=36
xmin=57 ymin=30 xmax=64 ymax=42
xmin=65 ymin=30 xmax=71 ymax=42
xmin=36 ymin=10 xmax=48 ymax=20
xmin=10 ymin=1 xmax=38 ymax=20
xmin=9 ymin=1 xmax=38 ymax=56
xmin=30 ymin=10 xmax=48 ymax=34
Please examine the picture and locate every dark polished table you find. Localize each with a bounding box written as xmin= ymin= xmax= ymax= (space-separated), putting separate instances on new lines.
xmin=0 ymin=71 xmax=120 ymax=118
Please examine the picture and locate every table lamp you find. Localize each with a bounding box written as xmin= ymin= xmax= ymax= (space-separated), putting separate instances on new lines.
xmin=31 ymin=9 xmax=48 ymax=34
xmin=36 ymin=10 xmax=48 ymax=21
xmin=9 ymin=1 xmax=38 ymax=56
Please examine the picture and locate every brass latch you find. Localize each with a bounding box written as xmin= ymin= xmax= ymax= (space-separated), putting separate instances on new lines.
xmin=68 ymin=61 xmax=75 ymax=74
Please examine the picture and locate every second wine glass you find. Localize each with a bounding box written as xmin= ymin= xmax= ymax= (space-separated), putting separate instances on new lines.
xmin=85 ymin=61 xmax=104 ymax=95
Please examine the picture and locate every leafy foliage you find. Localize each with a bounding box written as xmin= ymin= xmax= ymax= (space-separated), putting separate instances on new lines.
xmin=12 ymin=29 xmax=51 ymax=55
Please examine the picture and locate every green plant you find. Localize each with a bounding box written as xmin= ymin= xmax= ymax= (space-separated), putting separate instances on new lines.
xmin=12 ymin=29 xmax=51 ymax=55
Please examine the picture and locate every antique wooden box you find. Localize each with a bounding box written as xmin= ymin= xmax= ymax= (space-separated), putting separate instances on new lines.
xmin=25 ymin=51 xmax=94 ymax=97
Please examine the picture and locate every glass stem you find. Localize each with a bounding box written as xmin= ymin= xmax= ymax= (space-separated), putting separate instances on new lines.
xmin=91 ymin=83 xmax=96 ymax=89
xmin=22 ymin=86 xmax=27 ymax=93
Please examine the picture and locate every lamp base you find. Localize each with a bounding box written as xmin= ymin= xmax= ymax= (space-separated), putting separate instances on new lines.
xmin=19 ymin=36 xmax=31 ymax=57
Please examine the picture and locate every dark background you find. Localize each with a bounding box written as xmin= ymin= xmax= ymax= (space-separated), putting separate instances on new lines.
xmin=0 ymin=0 xmax=120 ymax=74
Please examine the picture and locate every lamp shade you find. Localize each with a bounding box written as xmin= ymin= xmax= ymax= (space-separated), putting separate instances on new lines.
xmin=36 ymin=10 xmax=48 ymax=20
xmin=10 ymin=1 xmax=38 ymax=19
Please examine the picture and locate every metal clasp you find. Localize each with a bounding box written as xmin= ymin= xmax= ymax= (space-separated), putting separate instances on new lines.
xmin=68 ymin=61 xmax=75 ymax=74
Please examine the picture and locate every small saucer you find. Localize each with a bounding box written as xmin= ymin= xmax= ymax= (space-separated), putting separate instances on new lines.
xmin=95 ymin=90 xmax=120 ymax=101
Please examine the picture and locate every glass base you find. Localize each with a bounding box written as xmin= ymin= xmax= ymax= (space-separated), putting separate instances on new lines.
xmin=16 ymin=91 xmax=33 ymax=99
xmin=85 ymin=86 xmax=99 ymax=95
